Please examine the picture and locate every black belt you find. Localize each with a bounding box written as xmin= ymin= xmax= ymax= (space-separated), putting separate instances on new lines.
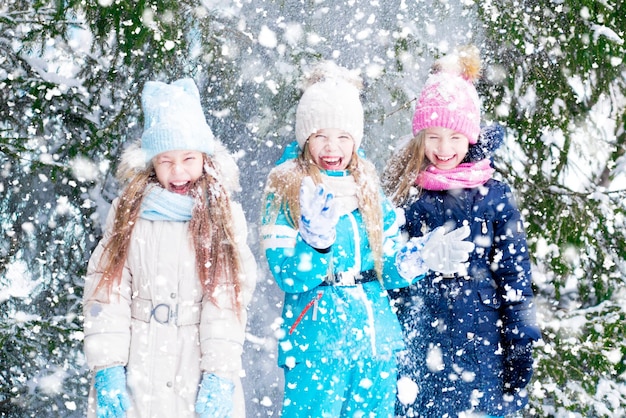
xmin=435 ymin=272 xmax=470 ymax=280
xmin=320 ymin=269 xmax=378 ymax=286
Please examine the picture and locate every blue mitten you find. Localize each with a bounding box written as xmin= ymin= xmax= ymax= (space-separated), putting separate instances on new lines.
xmin=195 ymin=373 xmax=235 ymax=418
xmin=503 ymin=341 xmax=534 ymax=394
xmin=298 ymin=176 xmax=339 ymax=249
xmin=94 ymin=366 xmax=130 ymax=418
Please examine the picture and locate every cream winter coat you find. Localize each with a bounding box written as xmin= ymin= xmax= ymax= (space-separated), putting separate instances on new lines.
xmin=83 ymin=195 xmax=256 ymax=418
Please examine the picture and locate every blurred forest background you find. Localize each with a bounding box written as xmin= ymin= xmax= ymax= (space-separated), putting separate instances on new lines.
xmin=1 ymin=0 xmax=625 ymax=416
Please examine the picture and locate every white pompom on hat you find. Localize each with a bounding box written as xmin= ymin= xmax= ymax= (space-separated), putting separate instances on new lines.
xmin=295 ymin=61 xmax=364 ymax=149
xmin=412 ymin=45 xmax=482 ymax=144
xmin=141 ymin=78 xmax=215 ymax=161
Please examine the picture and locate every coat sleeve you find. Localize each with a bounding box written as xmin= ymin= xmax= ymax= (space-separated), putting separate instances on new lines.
xmin=82 ymin=200 xmax=132 ymax=371
xmin=260 ymin=193 xmax=331 ymax=293
xmin=380 ymin=197 xmax=424 ymax=290
xmin=492 ymin=183 xmax=541 ymax=343
xmin=231 ymin=201 xmax=257 ymax=307
xmin=199 ymin=200 xmax=257 ymax=375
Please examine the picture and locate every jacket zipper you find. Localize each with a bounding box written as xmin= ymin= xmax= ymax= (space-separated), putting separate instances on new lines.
xmin=354 ymin=285 xmax=377 ymax=356
xmin=347 ymin=212 xmax=377 ymax=356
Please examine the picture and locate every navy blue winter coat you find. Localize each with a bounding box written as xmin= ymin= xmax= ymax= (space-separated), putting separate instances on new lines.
xmin=394 ymin=179 xmax=541 ymax=417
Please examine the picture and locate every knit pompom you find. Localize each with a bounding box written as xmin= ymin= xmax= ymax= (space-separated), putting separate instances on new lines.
xmin=300 ymin=60 xmax=363 ymax=91
xmin=432 ymin=45 xmax=481 ymax=83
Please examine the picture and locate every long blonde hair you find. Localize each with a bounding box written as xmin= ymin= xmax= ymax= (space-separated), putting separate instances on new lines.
xmin=263 ymin=144 xmax=385 ymax=279
xmin=382 ymin=131 xmax=428 ymax=207
xmin=94 ymin=154 xmax=243 ymax=312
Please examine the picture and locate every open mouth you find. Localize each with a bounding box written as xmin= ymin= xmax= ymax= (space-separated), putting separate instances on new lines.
xmin=319 ymin=156 xmax=343 ymax=170
xmin=169 ymin=181 xmax=191 ymax=195
xmin=435 ymin=155 xmax=454 ymax=162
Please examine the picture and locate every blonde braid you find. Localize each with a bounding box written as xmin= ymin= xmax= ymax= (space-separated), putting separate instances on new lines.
xmin=351 ymin=154 xmax=384 ymax=280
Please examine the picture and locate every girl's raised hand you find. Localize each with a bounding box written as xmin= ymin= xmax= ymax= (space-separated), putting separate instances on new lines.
xmin=298 ymin=176 xmax=339 ymax=249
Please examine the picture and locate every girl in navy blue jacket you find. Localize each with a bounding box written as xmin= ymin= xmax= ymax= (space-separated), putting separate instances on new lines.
xmin=382 ymin=46 xmax=541 ymax=417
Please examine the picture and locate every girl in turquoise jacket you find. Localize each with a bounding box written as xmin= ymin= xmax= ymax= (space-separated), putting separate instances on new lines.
xmin=261 ymin=61 xmax=474 ymax=418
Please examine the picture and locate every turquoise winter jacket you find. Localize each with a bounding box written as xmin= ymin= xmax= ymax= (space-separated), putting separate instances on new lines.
xmin=262 ymin=170 xmax=417 ymax=368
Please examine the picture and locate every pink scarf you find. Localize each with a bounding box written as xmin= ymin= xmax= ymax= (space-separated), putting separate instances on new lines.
xmin=416 ymin=159 xmax=494 ymax=191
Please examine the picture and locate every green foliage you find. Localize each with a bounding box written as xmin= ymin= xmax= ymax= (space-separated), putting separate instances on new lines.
xmin=531 ymin=298 xmax=626 ymax=416
xmin=85 ymin=0 xmax=188 ymax=69
xmin=0 ymin=294 xmax=86 ymax=416
xmin=477 ymin=0 xmax=626 ymax=304
xmin=477 ymin=0 xmax=626 ymax=415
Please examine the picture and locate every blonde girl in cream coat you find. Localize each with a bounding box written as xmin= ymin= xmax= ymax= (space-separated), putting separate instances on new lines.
xmin=83 ymin=79 xmax=256 ymax=418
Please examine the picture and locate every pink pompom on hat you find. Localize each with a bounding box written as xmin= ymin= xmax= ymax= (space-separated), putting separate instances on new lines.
xmin=412 ymin=45 xmax=482 ymax=144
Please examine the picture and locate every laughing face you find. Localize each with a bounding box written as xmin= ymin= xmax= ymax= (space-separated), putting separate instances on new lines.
xmin=423 ymin=127 xmax=470 ymax=170
xmin=153 ymin=150 xmax=204 ymax=195
xmin=307 ymin=128 xmax=355 ymax=171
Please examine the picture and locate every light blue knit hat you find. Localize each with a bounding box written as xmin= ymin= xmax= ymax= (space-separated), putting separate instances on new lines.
xmin=140 ymin=78 xmax=215 ymax=161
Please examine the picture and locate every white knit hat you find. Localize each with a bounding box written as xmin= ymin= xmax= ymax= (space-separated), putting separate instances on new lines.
xmin=295 ymin=61 xmax=364 ymax=149
xmin=141 ymin=78 xmax=215 ymax=161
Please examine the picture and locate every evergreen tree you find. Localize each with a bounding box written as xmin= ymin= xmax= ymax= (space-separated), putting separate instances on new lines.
xmin=476 ymin=0 xmax=626 ymax=415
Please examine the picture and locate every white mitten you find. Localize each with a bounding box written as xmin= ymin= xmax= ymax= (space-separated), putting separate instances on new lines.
xmin=396 ymin=226 xmax=475 ymax=280
xmin=298 ymin=176 xmax=339 ymax=249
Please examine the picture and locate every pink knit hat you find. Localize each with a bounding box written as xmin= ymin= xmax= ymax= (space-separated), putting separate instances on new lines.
xmin=412 ymin=45 xmax=482 ymax=144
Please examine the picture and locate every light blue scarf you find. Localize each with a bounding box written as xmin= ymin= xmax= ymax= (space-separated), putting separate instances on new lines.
xmin=140 ymin=186 xmax=195 ymax=221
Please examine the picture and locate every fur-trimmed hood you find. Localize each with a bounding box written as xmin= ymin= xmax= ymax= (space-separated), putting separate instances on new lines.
xmin=116 ymin=140 xmax=241 ymax=194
